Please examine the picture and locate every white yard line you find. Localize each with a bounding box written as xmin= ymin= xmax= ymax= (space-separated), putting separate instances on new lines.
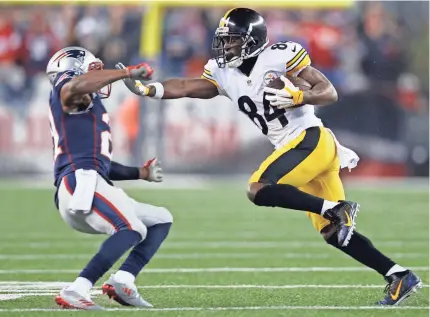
xmin=0 ymin=306 xmax=428 ymax=312
xmin=1 ymin=240 xmax=427 ymax=249
xmin=0 ymin=252 xmax=426 ymax=260
xmin=0 ymin=266 xmax=427 ymax=274
xmin=0 ymin=284 xmax=428 ymax=292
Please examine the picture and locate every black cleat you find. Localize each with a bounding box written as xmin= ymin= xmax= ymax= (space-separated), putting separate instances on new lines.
xmin=324 ymin=200 xmax=359 ymax=247
xmin=377 ymin=270 xmax=422 ymax=305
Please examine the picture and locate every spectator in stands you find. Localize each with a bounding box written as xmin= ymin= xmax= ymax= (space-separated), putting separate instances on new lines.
xmin=0 ymin=7 xmax=24 ymax=106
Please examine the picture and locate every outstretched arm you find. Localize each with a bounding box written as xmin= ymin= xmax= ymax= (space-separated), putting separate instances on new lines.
xmin=61 ymin=69 xmax=129 ymax=109
xmin=147 ymin=78 xmax=219 ymax=99
xmin=115 ymin=62 xmax=219 ymax=100
xmin=60 ymin=63 xmax=153 ymax=111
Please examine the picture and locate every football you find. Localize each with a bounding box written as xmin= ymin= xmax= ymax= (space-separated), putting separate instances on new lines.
xmin=266 ymin=75 xmax=312 ymax=92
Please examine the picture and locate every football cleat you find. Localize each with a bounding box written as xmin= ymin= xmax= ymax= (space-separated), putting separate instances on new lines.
xmin=377 ymin=270 xmax=422 ymax=305
xmin=324 ymin=200 xmax=359 ymax=247
xmin=102 ymin=275 xmax=153 ymax=307
xmin=55 ymin=288 xmax=104 ymax=310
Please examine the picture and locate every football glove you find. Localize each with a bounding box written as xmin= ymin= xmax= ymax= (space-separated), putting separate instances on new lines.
xmin=115 ymin=62 xmax=151 ymax=96
xmin=142 ymin=158 xmax=163 ymax=182
xmin=264 ymin=75 xmax=304 ymax=109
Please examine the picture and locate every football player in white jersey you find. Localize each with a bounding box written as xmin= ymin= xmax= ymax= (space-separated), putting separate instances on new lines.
xmin=118 ymin=8 xmax=421 ymax=305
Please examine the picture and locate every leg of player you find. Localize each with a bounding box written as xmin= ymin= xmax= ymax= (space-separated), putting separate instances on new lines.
xmin=57 ymin=231 xmax=143 ymax=310
xmin=322 ymin=224 xmax=422 ymax=305
xmin=55 ymin=174 xmax=148 ymax=310
xmin=248 ymin=182 xmax=358 ymax=247
xmin=103 ymin=203 xmax=173 ymax=307
xmin=247 ymin=127 xmax=359 ymax=247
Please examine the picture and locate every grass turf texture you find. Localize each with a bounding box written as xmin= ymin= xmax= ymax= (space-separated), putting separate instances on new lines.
xmin=0 ymin=185 xmax=428 ymax=316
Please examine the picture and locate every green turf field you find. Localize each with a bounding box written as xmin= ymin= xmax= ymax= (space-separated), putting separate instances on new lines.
xmin=0 ymin=185 xmax=428 ymax=316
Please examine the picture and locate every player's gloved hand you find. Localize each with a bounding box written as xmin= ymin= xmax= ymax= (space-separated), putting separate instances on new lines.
xmin=264 ymin=75 xmax=304 ymax=109
xmin=115 ymin=62 xmax=151 ymax=96
xmin=139 ymin=158 xmax=163 ymax=182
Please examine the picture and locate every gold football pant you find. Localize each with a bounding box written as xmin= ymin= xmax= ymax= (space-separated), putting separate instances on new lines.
xmin=249 ymin=127 xmax=345 ymax=232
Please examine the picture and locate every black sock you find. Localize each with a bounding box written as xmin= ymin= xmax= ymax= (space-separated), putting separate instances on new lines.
xmin=326 ymin=231 xmax=396 ymax=276
xmin=253 ymin=184 xmax=324 ymax=214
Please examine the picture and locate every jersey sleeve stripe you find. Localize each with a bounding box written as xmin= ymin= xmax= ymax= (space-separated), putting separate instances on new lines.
xmin=286 ymin=52 xmax=309 ymax=73
xmin=202 ymin=72 xmax=215 ymax=80
xmin=200 ymin=75 xmax=220 ymax=88
xmin=286 ymin=48 xmax=306 ymax=68
xmin=203 ymin=68 xmax=212 ymax=76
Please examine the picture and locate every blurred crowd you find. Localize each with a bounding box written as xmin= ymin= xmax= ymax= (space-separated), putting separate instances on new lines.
xmin=0 ymin=5 xmax=143 ymax=109
xmin=0 ymin=2 xmax=428 ymax=114
xmin=162 ymin=2 xmax=429 ymax=113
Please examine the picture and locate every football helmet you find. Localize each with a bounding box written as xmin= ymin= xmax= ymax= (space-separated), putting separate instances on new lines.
xmin=212 ymin=8 xmax=269 ymax=68
xmin=46 ymin=46 xmax=111 ymax=99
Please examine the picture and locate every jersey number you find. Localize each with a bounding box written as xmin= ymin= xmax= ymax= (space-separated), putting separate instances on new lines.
xmin=271 ymin=41 xmax=290 ymax=50
xmin=238 ymin=94 xmax=288 ymax=135
xmin=101 ymin=131 xmax=113 ymax=160
xmin=48 ymin=110 xmax=113 ymax=162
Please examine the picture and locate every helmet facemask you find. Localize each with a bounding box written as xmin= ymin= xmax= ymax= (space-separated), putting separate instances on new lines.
xmin=212 ymin=25 xmax=268 ymax=69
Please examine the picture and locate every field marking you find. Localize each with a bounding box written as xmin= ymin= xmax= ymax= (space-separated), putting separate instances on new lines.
xmin=0 ymin=283 xmax=428 ymax=292
xmin=0 ymin=266 xmax=427 ymax=274
xmin=0 ymin=306 xmax=428 ymax=312
xmin=1 ymin=240 xmax=427 ymax=250
xmin=0 ymin=252 xmax=427 ymax=261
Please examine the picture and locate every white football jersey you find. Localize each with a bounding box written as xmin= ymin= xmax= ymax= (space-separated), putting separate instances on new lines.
xmin=201 ymin=41 xmax=323 ymax=149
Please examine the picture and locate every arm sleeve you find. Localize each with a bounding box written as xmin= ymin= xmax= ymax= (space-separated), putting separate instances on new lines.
xmin=285 ymin=43 xmax=312 ymax=77
xmin=109 ymin=161 xmax=140 ymax=181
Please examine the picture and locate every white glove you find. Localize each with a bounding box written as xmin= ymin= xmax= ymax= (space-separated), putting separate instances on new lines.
xmin=143 ymin=158 xmax=163 ymax=182
xmin=263 ymin=75 xmax=303 ymax=109
xmin=115 ymin=62 xmax=151 ymax=96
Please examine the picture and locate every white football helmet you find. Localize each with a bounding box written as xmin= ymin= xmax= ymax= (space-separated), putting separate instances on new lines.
xmin=46 ymin=46 xmax=111 ymax=98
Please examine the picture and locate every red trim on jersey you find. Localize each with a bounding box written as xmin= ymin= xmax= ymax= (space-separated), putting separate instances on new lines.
xmin=92 ymin=113 xmax=99 ymax=170
xmin=93 ymin=206 xmax=119 ymax=232
xmin=61 ymin=114 xmax=75 ymax=171
xmin=64 ymin=176 xmax=73 ymax=195
xmin=94 ymin=192 xmax=132 ymax=230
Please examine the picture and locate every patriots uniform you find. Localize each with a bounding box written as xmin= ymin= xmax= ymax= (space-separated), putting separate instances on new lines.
xmin=48 ymin=70 xmax=113 ymax=187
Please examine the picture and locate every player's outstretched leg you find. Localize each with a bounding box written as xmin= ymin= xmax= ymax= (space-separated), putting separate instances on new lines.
xmin=248 ymin=183 xmax=359 ymax=246
xmin=56 ymin=229 xmax=143 ymax=310
xmin=102 ymin=206 xmax=172 ymax=307
xmin=322 ymin=224 xmax=422 ymax=305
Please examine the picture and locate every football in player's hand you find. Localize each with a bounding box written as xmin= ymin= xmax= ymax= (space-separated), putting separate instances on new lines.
xmin=266 ymin=75 xmax=312 ymax=92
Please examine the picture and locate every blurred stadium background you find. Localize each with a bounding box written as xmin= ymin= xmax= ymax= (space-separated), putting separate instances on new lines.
xmin=0 ymin=0 xmax=428 ymax=182
xmin=0 ymin=1 xmax=428 ymax=315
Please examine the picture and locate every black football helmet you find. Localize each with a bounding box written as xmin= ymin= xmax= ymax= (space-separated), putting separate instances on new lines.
xmin=212 ymin=8 xmax=269 ymax=68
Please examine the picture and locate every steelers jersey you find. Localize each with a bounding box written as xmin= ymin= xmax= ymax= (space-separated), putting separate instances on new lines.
xmin=201 ymin=41 xmax=323 ymax=149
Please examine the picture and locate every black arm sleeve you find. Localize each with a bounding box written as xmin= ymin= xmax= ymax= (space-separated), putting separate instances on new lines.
xmin=109 ymin=161 xmax=140 ymax=181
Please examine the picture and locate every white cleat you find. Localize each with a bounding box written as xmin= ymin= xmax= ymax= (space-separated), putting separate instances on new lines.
xmin=102 ymin=275 xmax=153 ymax=307
xmin=55 ymin=288 xmax=104 ymax=310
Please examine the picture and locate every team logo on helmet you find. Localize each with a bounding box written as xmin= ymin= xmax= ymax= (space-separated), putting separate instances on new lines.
xmin=53 ymin=49 xmax=86 ymax=64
